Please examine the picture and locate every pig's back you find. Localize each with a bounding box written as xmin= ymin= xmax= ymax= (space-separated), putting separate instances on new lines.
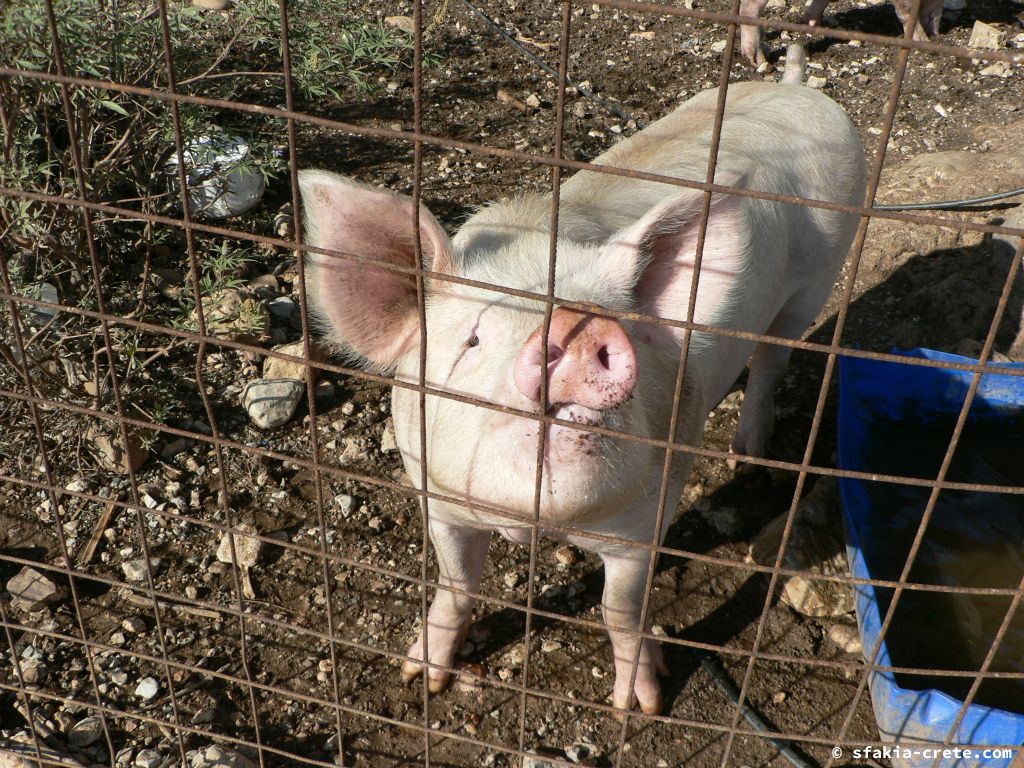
xmin=560 ymin=81 xmax=865 ymax=243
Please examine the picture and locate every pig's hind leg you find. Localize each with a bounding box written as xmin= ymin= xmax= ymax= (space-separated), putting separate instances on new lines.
xmin=731 ymin=288 xmax=829 ymax=464
xmin=739 ymin=0 xmax=770 ymax=65
xmin=401 ymin=520 xmax=491 ymax=692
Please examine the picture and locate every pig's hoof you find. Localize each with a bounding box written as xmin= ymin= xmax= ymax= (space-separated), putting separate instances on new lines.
xmin=400 ymin=659 xmax=451 ymax=693
xmin=612 ymin=686 xmax=664 ymax=719
xmin=612 ymin=643 xmax=669 ymax=718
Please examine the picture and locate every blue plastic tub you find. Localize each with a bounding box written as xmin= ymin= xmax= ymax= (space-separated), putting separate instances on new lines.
xmin=837 ymin=348 xmax=1024 ymax=768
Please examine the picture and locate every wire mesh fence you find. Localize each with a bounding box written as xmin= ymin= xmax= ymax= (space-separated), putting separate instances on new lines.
xmin=2 ymin=0 xmax=1024 ymax=767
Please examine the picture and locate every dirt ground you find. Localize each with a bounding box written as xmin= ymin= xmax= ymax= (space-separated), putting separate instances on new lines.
xmin=3 ymin=0 xmax=1024 ymax=767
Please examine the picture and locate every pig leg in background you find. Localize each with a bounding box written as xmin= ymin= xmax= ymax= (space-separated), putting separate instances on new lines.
xmin=601 ymin=551 xmax=670 ymax=715
xmin=401 ymin=520 xmax=491 ymax=692
xmin=894 ymin=0 xmax=942 ymax=39
xmin=731 ymin=291 xmax=832 ymax=465
xmin=739 ymin=0 xmax=770 ymax=65
xmin=804 ymin=0 xmax=831 ymax=24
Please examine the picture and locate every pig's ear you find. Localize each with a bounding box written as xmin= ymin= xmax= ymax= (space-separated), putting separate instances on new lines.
xmin=602 ymin=175 xmax=746 ymax=348
xmin=298 ymin=170 xmax=454 ymax=370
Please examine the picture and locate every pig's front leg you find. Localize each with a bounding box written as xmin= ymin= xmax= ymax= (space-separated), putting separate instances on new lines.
xmin=401 ymin=519 xmax=490 ymax=692
xmin=601 ymin=551 xmax=669 ymax=715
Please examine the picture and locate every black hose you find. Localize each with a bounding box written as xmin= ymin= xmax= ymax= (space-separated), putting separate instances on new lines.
xmin=698 ymin=650 xmax=820 ymax=768
xmin=875 ymin=187 xmax=1024 ymax=211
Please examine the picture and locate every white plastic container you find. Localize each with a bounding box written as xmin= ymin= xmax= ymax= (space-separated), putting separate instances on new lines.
xmin=165 ymin=134 xmax=266 ymax=219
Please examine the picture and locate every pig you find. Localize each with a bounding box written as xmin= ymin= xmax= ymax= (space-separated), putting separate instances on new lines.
xmin=298 ymin=79 xmax=866 ymax=715
xmin=739 ymin=0 xmax=944 ymax=66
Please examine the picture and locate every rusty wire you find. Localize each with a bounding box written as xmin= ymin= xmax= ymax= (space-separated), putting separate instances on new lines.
xmin=2 ymin=0 xmax=1024 ymax=766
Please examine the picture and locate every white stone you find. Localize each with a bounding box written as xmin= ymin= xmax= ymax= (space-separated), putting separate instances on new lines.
xmin=828 ymin=623 xmax=863 ymax=654
xmin=379 ymin=420 xmax=399 ymax=453
xmin=122 ymin=558 xmax=161 ymax=582
xmin=135 ymin=749 xmax=162 ymax=768
xmin=134 ymin=676 xmax=160 ymax=700
xmin=241 ymin=378 xmax=304 ymax=429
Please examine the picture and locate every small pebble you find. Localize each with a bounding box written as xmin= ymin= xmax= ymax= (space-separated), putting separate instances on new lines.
xmin=828 ymin=623 xmax=863 ymax=654
xmin=122 ymin=558 xmax=162 ymax=582
xmin=134 ymin=677 xmax=160 ymax=700
xmin=135 ymin=749 xmax=162 ymax=768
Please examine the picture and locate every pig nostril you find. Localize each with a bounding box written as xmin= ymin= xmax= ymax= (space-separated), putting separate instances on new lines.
xmin=546 ymin=344 xmax=563 ymax=365
xmin=597 ymin=345 xmax=611 ymax=370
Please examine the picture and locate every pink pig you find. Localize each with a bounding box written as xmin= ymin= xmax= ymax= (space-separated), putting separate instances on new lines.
xmin=299 ymin=80 xmax=866 ymax=714
xmin=739 ymin=0 xmax=945 ymax=65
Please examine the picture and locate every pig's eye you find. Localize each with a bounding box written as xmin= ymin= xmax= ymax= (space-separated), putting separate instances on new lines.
xmin=465 ymin=334 xmax=480 ymax=348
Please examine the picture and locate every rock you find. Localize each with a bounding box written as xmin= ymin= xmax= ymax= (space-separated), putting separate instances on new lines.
xmin=247 ymin=274 xmax=280 ymax=300
xmin=541 ymin=639 xmax=563 ymax=653
xmin=980 ymin=61 xmax=1012 ymax=78
xmin=7 ymin=567 xmax=63 ymax=611
xmin=150 ymin=268 xmax=185 ymax=301
xmin=191 ymin=746 xmax=256 ymax=768
xmin=263 ymin=340 xmax=325 ymax=382
xmin=564 ymin=743 xmax=595 ymax=764
xmin=806 ymin=74 xmax=827 ymax=89
xmin=135 ymin=749 xmax=162 ymax=768
xmin=554 ymin=545 xmax=578 ymax=566
xmin=501 ymin=644 xmax=526 ymax=668
xmin=525 ymin=93 xmax=542 ymax=108
xmin=629 ymin=30 xmax=655 ymax=41
xmin=87 ymin=426 xmax=150 ymax=474
xmin=192 ymin=708 xmax=217 ymax=724
xmin=828 ymin=623 xmax=863 ymax=654
xmin=198 ymin=289 xmax=269 ymax=343
xmin=710 ymin=39 xmax=727 ymax=53
xmin=497 ymin=88 xmax=530 ymax=113
xmin=379 ymin=420 xmax=399 ymax=453
xmin=385 ymin=14 xmax=414 ymax=34
xmin=68 ymin=716 xmax=105 ymax=746
xmin=338 ymin=436 xmax=367 ymax=464
xmin=241 ymin=378 xmax=305 ymax=429
xmin=122 ymin=558 xmax=162 ymax=582
xmin=266 ymin=296 xmax=296 ymax=319
xmin=216 ymin=522 xmax=261 ymax=599
xmin=122 ymin=616 xmax=146 ymax=634
xmin=335 ymin=494 xmax=355 ymax=516
xmin=134 ymin=677 xmax=160 ymax=700
xmin=160 ymin=438 xmax=193 ymax=459
xmin=18 ymin=657 xmax=47 ymax=684
xmin=748 ymin=477 xmax=854 ymax=617
xmin=968 ymin=20 xmax=1006 ymax=49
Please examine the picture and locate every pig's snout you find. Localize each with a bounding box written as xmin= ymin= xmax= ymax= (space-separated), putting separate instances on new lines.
xmin=514 ymin=308 xmax=637 ymax=411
